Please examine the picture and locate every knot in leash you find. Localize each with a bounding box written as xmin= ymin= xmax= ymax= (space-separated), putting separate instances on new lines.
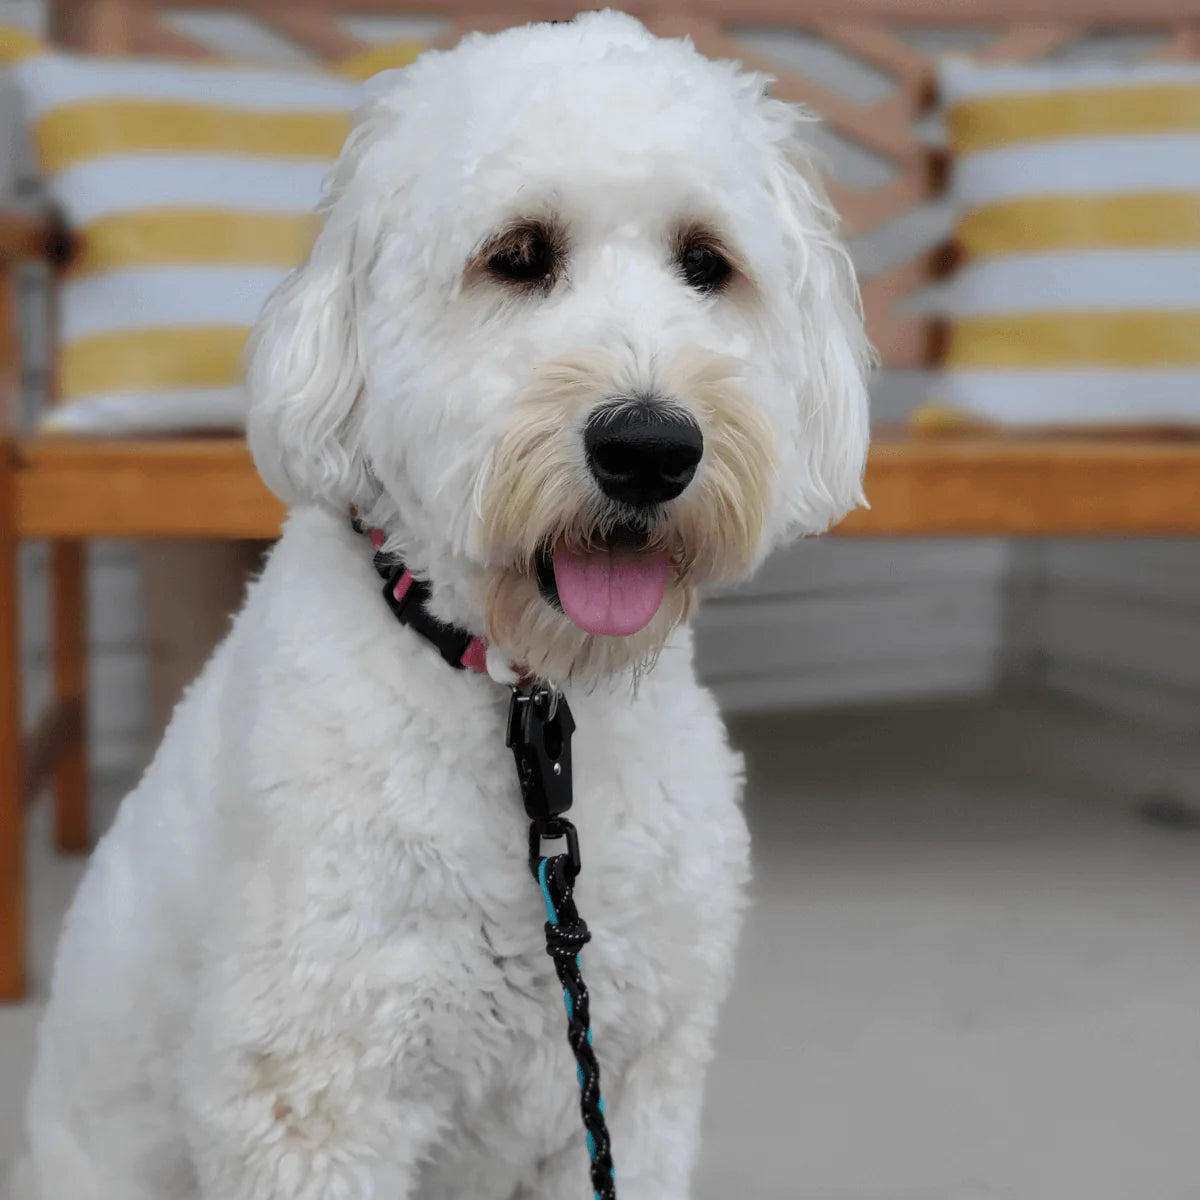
xmin=545 ymin=915 xmax=592 ymax=959
xmin=534 ymin=822 xmax=616 ymax=1200
xmin=539 ymin=855 xmax=592 ymax=958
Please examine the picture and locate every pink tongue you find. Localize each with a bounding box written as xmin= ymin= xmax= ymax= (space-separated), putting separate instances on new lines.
xmin=553 ymin=543 xmax=671 ymax=637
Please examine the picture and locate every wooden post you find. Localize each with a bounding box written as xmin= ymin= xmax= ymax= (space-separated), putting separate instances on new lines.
xmin=0 ymin=263 xmax=24 ymax=1000
xmin=0 ymin=444 xmax=21 ymax=1001
xmin=52 ymin=541 xmax=89 ymax=853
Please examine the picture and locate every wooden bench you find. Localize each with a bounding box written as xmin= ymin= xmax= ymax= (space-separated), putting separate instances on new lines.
xmin=4 ymin=0 xmax=1200 ymax=1000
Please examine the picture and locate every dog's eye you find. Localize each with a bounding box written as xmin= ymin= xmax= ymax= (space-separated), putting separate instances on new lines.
xmin=486 ymin=225 xmax=559 ymax=288
xmin=678 ymin=242 xmax=732 ymax=293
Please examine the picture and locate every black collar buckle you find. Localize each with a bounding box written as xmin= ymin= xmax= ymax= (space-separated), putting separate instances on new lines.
xmin=382 ymin=564 xmax=474 ymax=670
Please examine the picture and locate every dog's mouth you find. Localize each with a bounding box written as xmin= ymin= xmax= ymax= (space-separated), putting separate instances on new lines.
xmin=534 ymin=521 xmax=671 ymax=638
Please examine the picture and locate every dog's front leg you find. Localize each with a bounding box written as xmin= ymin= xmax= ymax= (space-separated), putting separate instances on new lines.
xmin=525 ymin=1003 xmax=720 ymax=1200
xmin=608 ymin=1017 xmax=714 ymax=1200
xmin=179 ymin=925 xmax=471 ymax=1200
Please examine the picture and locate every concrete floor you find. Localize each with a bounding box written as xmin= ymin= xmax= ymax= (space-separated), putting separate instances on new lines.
xmin=3 ymin=697 xmax=1199 ymax=1198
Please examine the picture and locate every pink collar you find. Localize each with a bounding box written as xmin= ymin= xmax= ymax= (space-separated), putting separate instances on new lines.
xmin=389 ymin=564 xmax=490 ymax=674
xmin=356 ymin=519 xmax=491 ymax=675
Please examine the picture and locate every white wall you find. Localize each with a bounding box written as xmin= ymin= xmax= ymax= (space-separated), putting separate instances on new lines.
xmin=19 ymin=542 xmax=150 ymax=774
xmin=700 ymin=538 xmax=1010 ymax=714
xmin=1009 ymin=542 xmax=1200 ymax=731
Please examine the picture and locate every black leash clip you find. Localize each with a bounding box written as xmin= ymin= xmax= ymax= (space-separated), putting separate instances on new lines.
xmin=507 ymin=685 xmax=575 ymax=821
xmin=507 ymin=686 xmax=579 ymax=873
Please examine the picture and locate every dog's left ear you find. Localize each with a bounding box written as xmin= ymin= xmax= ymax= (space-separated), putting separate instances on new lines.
xmin=759 ymin=103 xmax=873 ymax=537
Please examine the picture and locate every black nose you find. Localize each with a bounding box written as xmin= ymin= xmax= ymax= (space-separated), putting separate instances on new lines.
xmin=584 ymin=402 xmax=703 ymax=508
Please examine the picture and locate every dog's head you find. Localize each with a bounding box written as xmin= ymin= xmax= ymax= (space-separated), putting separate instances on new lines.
xmin=247 ymin=11 xmax=871 ymax=683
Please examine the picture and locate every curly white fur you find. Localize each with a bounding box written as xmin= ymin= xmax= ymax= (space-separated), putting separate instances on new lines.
xmin=20 ymin=12 xmax=870 ymax=1199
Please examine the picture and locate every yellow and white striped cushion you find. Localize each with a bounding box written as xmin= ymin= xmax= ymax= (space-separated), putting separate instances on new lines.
xmin=1 ymin=31 xmax=420 ymax=434
xmin=933 ymin=59 xmax=1200 ymax=428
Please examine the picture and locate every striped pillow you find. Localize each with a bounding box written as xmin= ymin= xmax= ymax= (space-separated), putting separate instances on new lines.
xmin=1 ymin=31 xmax=421 ymax=434
xmin=931 ymin=59 xmax=1200 ymax=428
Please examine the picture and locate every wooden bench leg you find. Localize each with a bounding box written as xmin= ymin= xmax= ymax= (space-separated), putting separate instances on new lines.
xmin=52 ymin=540 xmax=89 ymax=854
xmin=0 ymin=450 xmax=24 ymax=1001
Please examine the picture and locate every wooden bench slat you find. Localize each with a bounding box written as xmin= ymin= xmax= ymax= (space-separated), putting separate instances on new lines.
xmin=846 ymin=432 xmax=1200 ymax=535
xmin=15 ymin=438 xmax=287 ymax=539
xmin=811 ymin=22 xmax=934 ymax=86
xmin=256 ymin=10 xmax=367 ymax=59
xmin=128 ymin=11 xmax=216 ymax=57
xmin=978 ymin=22 xmax=1084 ymax=62
xmin=13 ymin=433 xmax=1200 ymax=539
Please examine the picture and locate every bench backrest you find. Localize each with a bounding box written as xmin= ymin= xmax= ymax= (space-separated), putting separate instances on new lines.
xmin=50 ymin=0 xmax=1200 ymax=369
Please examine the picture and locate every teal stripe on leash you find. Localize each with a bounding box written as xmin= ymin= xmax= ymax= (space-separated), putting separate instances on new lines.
xmin=537 ymin=854 xmax=614 ymax=1197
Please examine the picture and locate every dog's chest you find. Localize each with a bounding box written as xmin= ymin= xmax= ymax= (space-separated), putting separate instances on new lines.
xmin=474 ymin=688 xmax=746 ymax=1025
xmin=409 ymin=690 xmax=748 ymax=1193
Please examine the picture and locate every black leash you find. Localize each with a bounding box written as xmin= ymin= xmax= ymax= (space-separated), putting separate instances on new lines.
xmin=510 ymin=687 xmax=616 ymax=1199
xmin=354 ymin=518 xmax=617 ymax=1198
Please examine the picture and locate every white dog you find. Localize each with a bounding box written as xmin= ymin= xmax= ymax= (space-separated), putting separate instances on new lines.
xmin=19 ymin=12 xmax=869 ymax=1199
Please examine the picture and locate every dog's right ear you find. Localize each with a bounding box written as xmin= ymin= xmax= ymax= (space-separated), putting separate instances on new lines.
xmin=245 ymin=204 xmax=374 ymax=509
xmin=247 ymin=69 xmax=423 ymax=509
